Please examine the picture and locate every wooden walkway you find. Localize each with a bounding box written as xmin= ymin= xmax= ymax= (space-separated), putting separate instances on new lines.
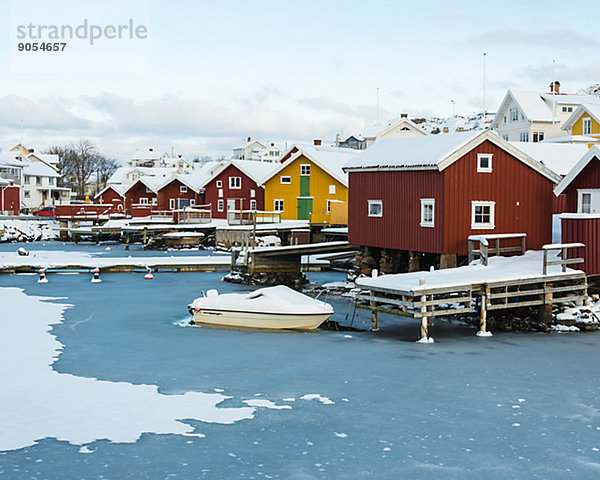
xmin=356 ymin=244 xmax=587 ymax=340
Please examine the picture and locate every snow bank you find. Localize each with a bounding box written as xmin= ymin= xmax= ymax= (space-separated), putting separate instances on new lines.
xmin=0 ymin=287 xmax=256 ymax=451
xmin=0 ymin=219 xmax=56 ymax=242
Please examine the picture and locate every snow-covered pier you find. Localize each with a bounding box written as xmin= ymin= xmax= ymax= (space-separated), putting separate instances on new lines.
xmin=356 ymin=246 xmax=588 ymax=341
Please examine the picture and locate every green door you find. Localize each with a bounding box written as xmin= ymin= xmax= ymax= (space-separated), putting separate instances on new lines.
xmin=300 ymin=176 xmax=310 ymax=196
xmin=297 ymin=198 xmax=313 ymax=220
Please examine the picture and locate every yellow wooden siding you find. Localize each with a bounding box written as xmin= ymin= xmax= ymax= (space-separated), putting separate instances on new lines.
xmin=264 ymin=154 xmax=348 ymax=224
xmin=571 ymin=114 xmax=600 ymax=137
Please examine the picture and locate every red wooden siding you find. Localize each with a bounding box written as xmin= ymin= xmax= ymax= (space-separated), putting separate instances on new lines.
xmin=553 ymin=194 xmax=567 ymax=214
xmin=0 ymin=184 xmax=20 ymax=214
xmin=561 ymin=216 xmax=600 ymax=275
xmin=204 ymin=165 xmax=264 ymax=219
xmin=156 ymin=179 xmax=200 ymax=211
xmin=563 ymin=156 xmax=600 ymax=213
xmin=125 ymin=181 xmax=157 ymax=210
xmin=99 ymin=188 xmax=125 ymax=210
xmin=443 ymin=140 xmax=554 ymax=256
xmin=348 ymin=170 xmax=445 ymax=253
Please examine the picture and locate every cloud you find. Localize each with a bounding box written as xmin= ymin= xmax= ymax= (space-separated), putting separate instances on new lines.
xmin=468 ymin=28 xmax=599 ymax=48
xmin=0 ymin=95 xmax=90 ymax=131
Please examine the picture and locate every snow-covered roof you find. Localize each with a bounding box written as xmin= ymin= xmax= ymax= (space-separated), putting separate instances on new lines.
xmin=229 ymin=159 xmax=280 ymax=185
xmin=555 ymin=146 xmax=600 ymax=195
xmin=344 ymin=130 xmax=562 ymax=183
xmin=508 ymin=142 xmax=590 ymax=176
xmin=375 ymin=118 xmax=428 ymax=140
xmin=508 ymin=90 xmax=554 ymax=122
xmin=233 ymin=140 xmax=266 ymax=151
xmin=0 ymin=152 xmax=24 ymax=167
xmin=542 ymin=135 xmax=600 ymax=144
xmin=562 ymin=104 xmax=600 ymax=131
xmin=123 ymin=175 xmax=164 ymax=195
xmin=22 ymin=160 xmax=60 ymax=178
xmin=540 ymin=93 xmax=600 ymax=106
xmin=95 ymin=183 xmax=127 ymax=199
xmin=262 ymin=144 xmax=357 ymax=187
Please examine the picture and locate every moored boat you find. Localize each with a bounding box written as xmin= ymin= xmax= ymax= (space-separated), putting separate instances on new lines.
xmin=187 ymin=285 xmax=334 ymax=331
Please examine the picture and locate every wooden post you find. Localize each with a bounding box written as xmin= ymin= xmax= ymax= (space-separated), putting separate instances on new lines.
xmin=125 ymin=232 xmax=130 ymax=250
xmin=479 ymin=287 xmax=489 ymax=334
xmin=408 ymin=251 xmax=420 ymax=272
xmin=142 ymin=227 xmax=147 ymax=245
xmin=419 ymin=278 xmax=428 ymax=340
xmin=543 ymin=249 xmax=548 ymax=275
xmin=370 ymin=292 xmax=379 ymax=332
xmin=539 ymin=282 xmax=553 ymax=327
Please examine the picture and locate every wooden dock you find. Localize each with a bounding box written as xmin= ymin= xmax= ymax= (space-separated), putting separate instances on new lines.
xmin=356 ymin=244 xmax=588 ymax=340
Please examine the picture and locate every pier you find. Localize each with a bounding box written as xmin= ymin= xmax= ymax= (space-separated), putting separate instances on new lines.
xmin=356 ymin=243 xmax=588 ymax=340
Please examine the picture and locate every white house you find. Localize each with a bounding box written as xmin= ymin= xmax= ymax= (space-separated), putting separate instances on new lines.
xmin=232 ymin=139 xmax=266 ymax=161
xmin=492 ymin=83 xmax=600 ymax=142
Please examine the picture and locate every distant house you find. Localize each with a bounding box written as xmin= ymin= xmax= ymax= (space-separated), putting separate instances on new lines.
xmin=232 ymin=139 xmax=266 ymax=161
xmin=156 ymin=176 xmax=202 ymax=211
xmin=358 ymin=115 xmax=428 ymax=148
xmin=203 ymin=160 xmax=278 ymax=219
xmin=343 ymin=131 xmax=562 ymax=273
xmin=492 ymin=82 xmax=600 ymax=142
xmin=561 ymin=104 xmax=600 ymax=143
xmin=123 ymin=177 xmax=161 ymax=211
xmin=262 ymin=144 xmax=356 ymax=224
xmin=95 ymin=184 xmax=126 ymax=211
xmin=336 ymin=135 xmax=366 ymax=150
xmin=554 ymin=146 xmax=600 ymax=274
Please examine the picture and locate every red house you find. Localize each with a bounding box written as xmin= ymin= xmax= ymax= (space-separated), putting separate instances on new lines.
xmin=96 ymin=185 xmax=126 ymax=211
xmin=0 ymin=179 xmax=20 ymax=215
xmin=343 ymin=131 xmax=562 ymax=273
xmin=202 ymin=160 xmax=278 ymax=219
xmin=156 ymin=176 xmax=202 ymax=210
xmin=123 ymin=178 xmax=160 ymax=216
xmin=554 ymin=146 xmax=600 ymax=275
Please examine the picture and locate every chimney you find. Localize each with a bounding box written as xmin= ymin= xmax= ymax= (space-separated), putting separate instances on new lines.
xmin=178 ymin=154 xmax=182 ymax=158
xmin=549 ymin=81 xmax=561 ymax=94
xmin=149 ymin=148 xmax=153 ymax=152
xmin=400 ymin=113 xmax=408 ymax=118
xmin=313 ymin=139 xmax=322 ymax=146
xmin=247 ymin=136 xmax=251 ymax=142
xmin=271 ymin=143 xmax=274 ymax=147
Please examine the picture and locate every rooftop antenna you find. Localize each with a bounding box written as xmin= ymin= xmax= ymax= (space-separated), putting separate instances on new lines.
xmin=482 ymin=52 xmax=487 ymax=119
xmin=552 ymin=59 xmax=556 ymax=138
xmin=376 ymin=87 xmax=380 ymax=125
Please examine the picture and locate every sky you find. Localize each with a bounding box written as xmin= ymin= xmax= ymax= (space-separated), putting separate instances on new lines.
xmin=0 ymin=0 xmax=599 ymax=162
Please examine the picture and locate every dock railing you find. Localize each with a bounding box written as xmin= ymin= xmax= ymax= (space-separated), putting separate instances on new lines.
xmin=227 ymin=210 xmax=282 ymax=226
xmin=175 ymin=205 xmax=212 ymax=224
xmin=468 ymin=233 xmax=527 ymax=265
xmin=542 ymin=242 xmax=585 ymax=275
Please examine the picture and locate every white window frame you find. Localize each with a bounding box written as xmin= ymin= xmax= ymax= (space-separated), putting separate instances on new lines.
xmin=216 ymin=180 xmax=222 ymax=188
xmin=368 ymin=200 xmax=383 ymax=218
xmin=250 ymin=199 xmax=257 ymax=210
xmin=577 ymin=189 xmax=600 ymax=214
xmin=471 ymin=201 xmax=495 ymax=229
xmin=180 ymin=185 xmax=188 ymax=193
xmin=280 ymin=176 xmax=291 ymax=184
xmin=139 ymin=197 xmax=149 ymax=205
xmin=420 ymin=199 xmax=435 ymax=227
xmin=477 ymin=154 xmax=493 ymax=173
xmin=274 ymin=199 xmax=284 ymax=212
xmin=510 ymin=107 xmax=519 ymax=122
xmin=300 ymin=164 xmax=311 ymax=176
xmin=532 ymin=131 xmax=544 ymax=143
xmin=24 ymin=190 xmax=30 ymax=198
xmin=519 ymin=132 xmax=529 ymax=142
xmin=329 ymin=185 xmax=336 ymax=194
xmin=217 ymin=199 xmax=224 ymax=212
xmin=218 ymin=188 xmax=223 ymax=198
xmin=326 ymin=200 xmax=332 ymax=213
xmin=583 ymin=117 xmax=592 ymax=135
xmin=250 ymin=189 xmax=255 ymax=198
xmin=190 ymin=199 xmax=196 ymax=206
xmin=169 ymin=198 xmax=175 ymax=210
xmin=151 ymin=198 xmax=157 ymax=205
xmin=229 ymin=177 xmax=241 ymax=189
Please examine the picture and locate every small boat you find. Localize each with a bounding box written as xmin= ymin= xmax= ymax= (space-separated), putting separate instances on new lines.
xmin=187 ymin=285 xmax=334 ymax=331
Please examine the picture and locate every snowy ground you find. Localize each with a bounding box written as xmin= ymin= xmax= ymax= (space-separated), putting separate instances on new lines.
xmin=0 ymin=218 xmax=56 ymax=242
xmin=1 ymin=243 xmax=600 ymax=479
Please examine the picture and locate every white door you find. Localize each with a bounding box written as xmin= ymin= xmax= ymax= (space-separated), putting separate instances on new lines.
xmin=578 ymin=189 xmax=600 ymax=213
xmin=227 ymin=199 xmax=236 ymax=211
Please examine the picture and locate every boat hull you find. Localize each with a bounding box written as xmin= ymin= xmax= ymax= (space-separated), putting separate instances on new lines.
xmin=191 ymin=308 xmax=332 ymax=331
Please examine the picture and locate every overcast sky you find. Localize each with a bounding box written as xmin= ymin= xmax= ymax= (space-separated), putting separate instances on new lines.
xmin=1 ymin=0 xmax=599 ymax=162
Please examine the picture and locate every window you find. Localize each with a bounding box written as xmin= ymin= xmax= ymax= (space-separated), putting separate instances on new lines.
xmin=300 ymin=164 xmax=311 ymax=176
xmin=519 ymin=132 xmax=529 ymax=142
xmin=24 ymin=175 xmax=30 ymax=184
xmin=533 ymin=132 xmax=544 ymax=143
xmin=250 ymin=199 xmax=257 ymax=210
xmin=562 ymin=106 xmax=573 ymax=113
xmin=139 ymin=197 xmax=149 ymax=205
xmin=190 ymin=199 xmax=196 ymax=206
xmin=368 ymin=200 xmax=383 ymax=217
xmin=510 ymin=108 xmax=519 ymax=122
xmin=477 ymin=154 xmax=492 ymax=173
xmin=250 ymin=189 xmax=255 ymax=198
xmin=216 ymin=180 xmax=222 ymax=188
xmin=502 ymin=134 xmax=509 ymax=141
xmin=326 ymin=200 xmax=332 ymax=213
xmin=274 ymin=199 xmax=284 ymax=212
xmin=217 ymin=199 xmax=224 ymax=212
xmin=180 ymin=185 xmax=187 ymax=193
xmin=169 ymin=198 xmax=175 ymax=210
xmin=581 ymin=193 xmax=592 ymax=213
xmin=227 ymin=199 xmax=236 ymax=211
xmin=24 ymin=190 xmax=30 ymax=198
xmin=329 ymin=185 xmax=336 ymax=194
xmin=152 ymin=198 xmax=157 ymax=205
xmin=229 ymin=177 xmax=241 ymax=189
xmin=218 ymin=188 xmax=223 ymax=198
xmin=280 ymin=176 xmax=291 ymax=184
xmin=471 ymin=201 xmax=495 ymax=229
xmin=420 ymin=199 xmax=435 ymax=227
xmin=583 ymin=117 xmax=592 ymax=135
xmin=146 ymin=187 xmax=153 ymax=193
xmin=36 ymin=176 xmax=41 ymax=185
xmin=503 ymin=115 xmax=506 ymax=123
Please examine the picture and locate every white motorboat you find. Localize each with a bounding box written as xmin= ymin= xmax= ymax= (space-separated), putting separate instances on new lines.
xmin=187 ymin=285 xmax=334 ymax=331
